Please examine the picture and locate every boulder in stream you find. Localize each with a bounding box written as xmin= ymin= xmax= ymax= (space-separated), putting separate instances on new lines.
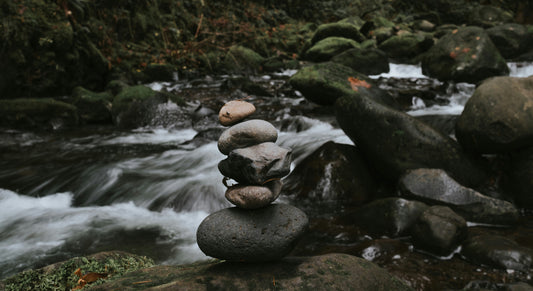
xmin=311 ymin=22 xmax=366 ymax=45
xmin=421 ymin=26 xmax=509 ymax=84
xmin=331 ymin=47 xmax=390 ymax=76
xmin=455 ymin=76 xmax=533 ymax=154
xmin=461 ymin=235 xmax=533 ymax=271
xmin=304 ymin=37 xmax=360 ymax=62
xmin=486 ymin=23 xmax=533 ymax=59
xmin=399 ymin=168 xmax=519 ymax=225
xmin=0 ymin=98 xmax=79 ymax=129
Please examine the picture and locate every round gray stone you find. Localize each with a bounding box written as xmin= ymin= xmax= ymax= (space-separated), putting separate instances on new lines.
xmin=196 ymin=203 xmax=308 ymax=262
xmin=225 ymin=180 xmax=282 ymax=209
xmin=218 ymin=119 xmax=278 ymax=155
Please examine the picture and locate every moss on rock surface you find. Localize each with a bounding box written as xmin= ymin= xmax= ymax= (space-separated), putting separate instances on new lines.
xmin=0 ymin=98 xmax=79 ymax=129
xmin=2 ymin=251 xmax=154 ymax=291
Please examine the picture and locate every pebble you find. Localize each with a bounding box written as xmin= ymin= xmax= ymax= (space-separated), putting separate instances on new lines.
xmin=196 ymin=203 xmax=308 ymax=261
xmin=218 ymin=142 xmax=292 ymax=184
xmin=225 ymin=180 xmax=282 ymax=209
xmin=218 ymin=100 xmax=256 ymax=126
xmin=218 ymin=119 xmax=278 ymax=155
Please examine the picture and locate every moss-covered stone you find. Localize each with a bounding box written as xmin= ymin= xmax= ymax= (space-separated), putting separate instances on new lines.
xmin=304 ymin=36 xmax=360 ymax=62
xmin=311 ymin=22 xmax=366 ymax=45
xmin=2 ymin=251 xmax=154 ymax=291
xmin=222 ymin=45 xmax=266 ymax=74
xmin=378 ymin=32 xmax=433 ymax=60
xmin=0 ymin=98 xmax=78 ymax=129
xmin=71 ymin=86 xmax=114 ymax=124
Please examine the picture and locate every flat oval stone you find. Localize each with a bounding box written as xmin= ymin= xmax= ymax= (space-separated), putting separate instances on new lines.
xmin=218 ymin=142 xmax=292 ymax=184
xmin=219 ymin=100 xmax=256 ymax=126
xmin=225 ymin=180 xmax=282 ymax=209
xmin=196 ymin=203 xmax=308 ymax=261
xmin=218 ymin=119 xmax=278 ymax=155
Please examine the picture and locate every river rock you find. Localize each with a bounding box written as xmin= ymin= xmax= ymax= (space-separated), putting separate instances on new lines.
xmin=289 ymin=62 xmax=397 ymax=107
xmin=218 ymin=119 xmax=278 ymax=155
xmin=504 ymin=147 xmax=533 ymax=209
xmin=378 ymin=31 xmax=433 ymax=60
xmin=331 ymin=47 xmax=390 ymax=76
xmin=335 ymin=90 xmax=487 ymax=187
xmin=218 ymin=100 xmax=256 ymax=126
xmin=218 ymin=142 xmax=292 ymax=184
xmin=83 ymin=253 xmax=413 ymax=290
xmin=461 ymin=235 xmax=533 ymax=271
xmin=225 ymin=180 xmax=282 ymax=209
xmin=421 ymin=26 xmax=509 ymax=84
xmin=311 ymin=22 xmax=366 ymax=45
xmin=399 ymin=168 xmax=519 ymax=225
xmin=411 ymin=206 xmax=467 ymax=256
xmin=486 ymin=23 xmax=533 ymax=59
xmin=351 ymin=198 xmax=429 ymax=237
xmin=304 ymin=36 xmax=360 ymax=62
xmin=0 ymin=98 xmax=79 ymax=129
xmin=196 ymin=203 xmax=308 ymax=261
xmin=455 ymin=76 xmax=533 ymax=154
xmin=283 ymin=141 xmax=375 ymax=205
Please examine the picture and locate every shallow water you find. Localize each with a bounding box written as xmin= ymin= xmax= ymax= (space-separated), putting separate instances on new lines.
xmin=1 ymin=63 xmax=532 ymax=281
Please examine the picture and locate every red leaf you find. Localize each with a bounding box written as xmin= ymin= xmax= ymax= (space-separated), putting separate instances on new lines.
xmin=348 ymin=77 xmax=371 ymax=91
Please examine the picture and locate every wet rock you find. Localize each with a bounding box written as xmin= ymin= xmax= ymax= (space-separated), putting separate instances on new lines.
xmin=486 ymin=23 xmax=533 ymax=59
xmin=421 ymin=26 xmax=509 ymax=84
xmin=335 ymin=90 xmax=487 ymax=187
xmin=331 ymin=47 xmax=390 ymax=75
xmin=222 ymin=45 xmax=265 ymax=74
xmin=196 ymin=204 xmax=308 ymax=261
xmin=469 ymin=5 xmax=514 ymax=28
xmin=218 ymin=119 xmax=278 ymax=155
xmin=111 ymin=85 xmax=186 ymax=129
xmin=304 ymin=37 xmax=360 ymax=62
xmin=0 ymin=98 xmax=79 ymax=129
xmin=416 ymin=20 xmax=436 ymax=32
xmin=290 ymin=62 xmax=397 ymax=107
xmin=378 ymin=32 xmax=433 ymax=60
xmin=71 ymin=86 xmax=113 ymax=124
xmin=456 ymin=76 xmax=533 ymax=154
xmin=399 ymin=168 xmax=519 ymax=225
xmin=351 ymin=198 xmax=429 ymax=237
xmin=411 ymin=206 xmax=467 ymax=256
xmin=218 ymin=100 xmax=256 ymax=126
xmin=283 ymin=141 xmax=375 ymax=206
xmin=461 ymin=235 xmax=533 ymax=271
xmin=225 ymin=180 xmax=282 ymax=209
xmin=85 ymin=253 xmax=413 ymax=290
xmin=311 ymin=22 xmax=366 ymax=45
xmin=503 ymin=147 xmax=533 ymax=209
xmin=218 ymin=142 xmax=292 ymax=184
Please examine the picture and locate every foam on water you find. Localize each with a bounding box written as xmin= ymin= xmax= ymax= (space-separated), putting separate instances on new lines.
xmin=0 ymin=188 xmax=209 ymax=279
xmin=509 ymin=62 xmax=533 ymax=77
xmin=102 ymin=128 xmax=198 ymax=145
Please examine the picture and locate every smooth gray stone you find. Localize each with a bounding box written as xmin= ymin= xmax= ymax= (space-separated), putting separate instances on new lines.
xmin=218 ymin=119 xmax=278 ymax=155
xmin=218 ymin=142 xmax=292 ymax=184
xmin=196 ymin=203 xmax=308 ymax=262
xmin=461 ymin=235 xmax=533 ymax=271
xmin=225 ymin=180 xmax=282 ymax=209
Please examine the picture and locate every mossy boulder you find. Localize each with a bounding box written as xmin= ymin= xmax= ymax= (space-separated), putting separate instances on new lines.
xmin=421 ymin=26 xmax=509 ymax=83
xmin=72 ymin=87 xmax=113 ymax=124
xmin=311 ymin=22 xmax=366 ymax=45
xmin=486 ymin=23 xmax=533 ymax=59
xmin=378 ymin=32 xmax=433 ymax=60
xmin=469 ymin=5 xmax=514 ymax=28
xmin=304 ymin=37 xmax=360 ymax=62
xmin=222 ymin=45 xmax=266 ymax=74
xmin=1 ymin=251 xmax=154 ymax=291
xmin=331 ymin=47 xmax=390 ymax=75
xmin=289 ymin=62 xmax=396 ymax=107
xmin=112 ymin=85 xmax=185 ymax=129
xmin=85 ymin=253 xmax=413 ymax=290
xmin=0 ymin=98 xmax=78 ymax=129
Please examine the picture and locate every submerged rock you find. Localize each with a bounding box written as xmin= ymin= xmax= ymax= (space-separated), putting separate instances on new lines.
xmin=196 ymin=204 xmax=308 ymax=262
xmin=218 ymin=119 xmax=278 ymax=155
xmin=399 ymin=168 xmax=519 ymax=225
xmin=461 ymin=235 xmax=533 ymax=271
xmin=218 ymin=142 xmax=292 ymax=184
xmin=411 ymin=206 xmax=467 ymax=256
xmin=455 ymin=76 xmax=533 ymax=154
xmin=421 ymin=26 xmax=509 ymax=83
xmin=84 ymin=253 xmax=413 ymax=290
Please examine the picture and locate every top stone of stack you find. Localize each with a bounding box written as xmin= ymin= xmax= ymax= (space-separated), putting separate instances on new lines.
xmin=219 ymin=99 xmax=256 ymax=126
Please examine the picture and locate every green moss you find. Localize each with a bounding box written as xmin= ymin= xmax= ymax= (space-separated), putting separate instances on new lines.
xmin=305 ymin=36 xmax=360 ymax=62
xmin=3 ymin=252 xmax=154 ymax=291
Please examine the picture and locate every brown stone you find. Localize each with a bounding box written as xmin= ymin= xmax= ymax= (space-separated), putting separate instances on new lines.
xmin=218 ymin=100 xmax=256 ymax=126
xmin=225 ymin=180 xmax=282 ymax=209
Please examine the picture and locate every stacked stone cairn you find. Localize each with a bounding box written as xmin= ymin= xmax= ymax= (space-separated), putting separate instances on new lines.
xmin=196 ymin=99 xmax=309 ymax=262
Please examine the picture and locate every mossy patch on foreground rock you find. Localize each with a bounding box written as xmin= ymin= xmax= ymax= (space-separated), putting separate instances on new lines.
xmin=2 ymin=251 xmax=154 ymax=291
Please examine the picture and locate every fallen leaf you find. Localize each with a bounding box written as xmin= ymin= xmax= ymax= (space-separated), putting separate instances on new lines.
xmin=449 ymin=51 xmax=457 ymax=59
xmin=462 ymin=47 xmax=471 ymax=53
xmin=348 ymin=77 xmax=371 ymax=91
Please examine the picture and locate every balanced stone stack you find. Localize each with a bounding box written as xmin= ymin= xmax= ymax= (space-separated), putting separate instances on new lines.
xmin=196 ymin=99 xmax=308 ymax=262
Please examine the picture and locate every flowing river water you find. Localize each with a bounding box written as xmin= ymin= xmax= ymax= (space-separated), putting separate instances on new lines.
xmin=1 ymin=63 xmax=532 ymax=285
